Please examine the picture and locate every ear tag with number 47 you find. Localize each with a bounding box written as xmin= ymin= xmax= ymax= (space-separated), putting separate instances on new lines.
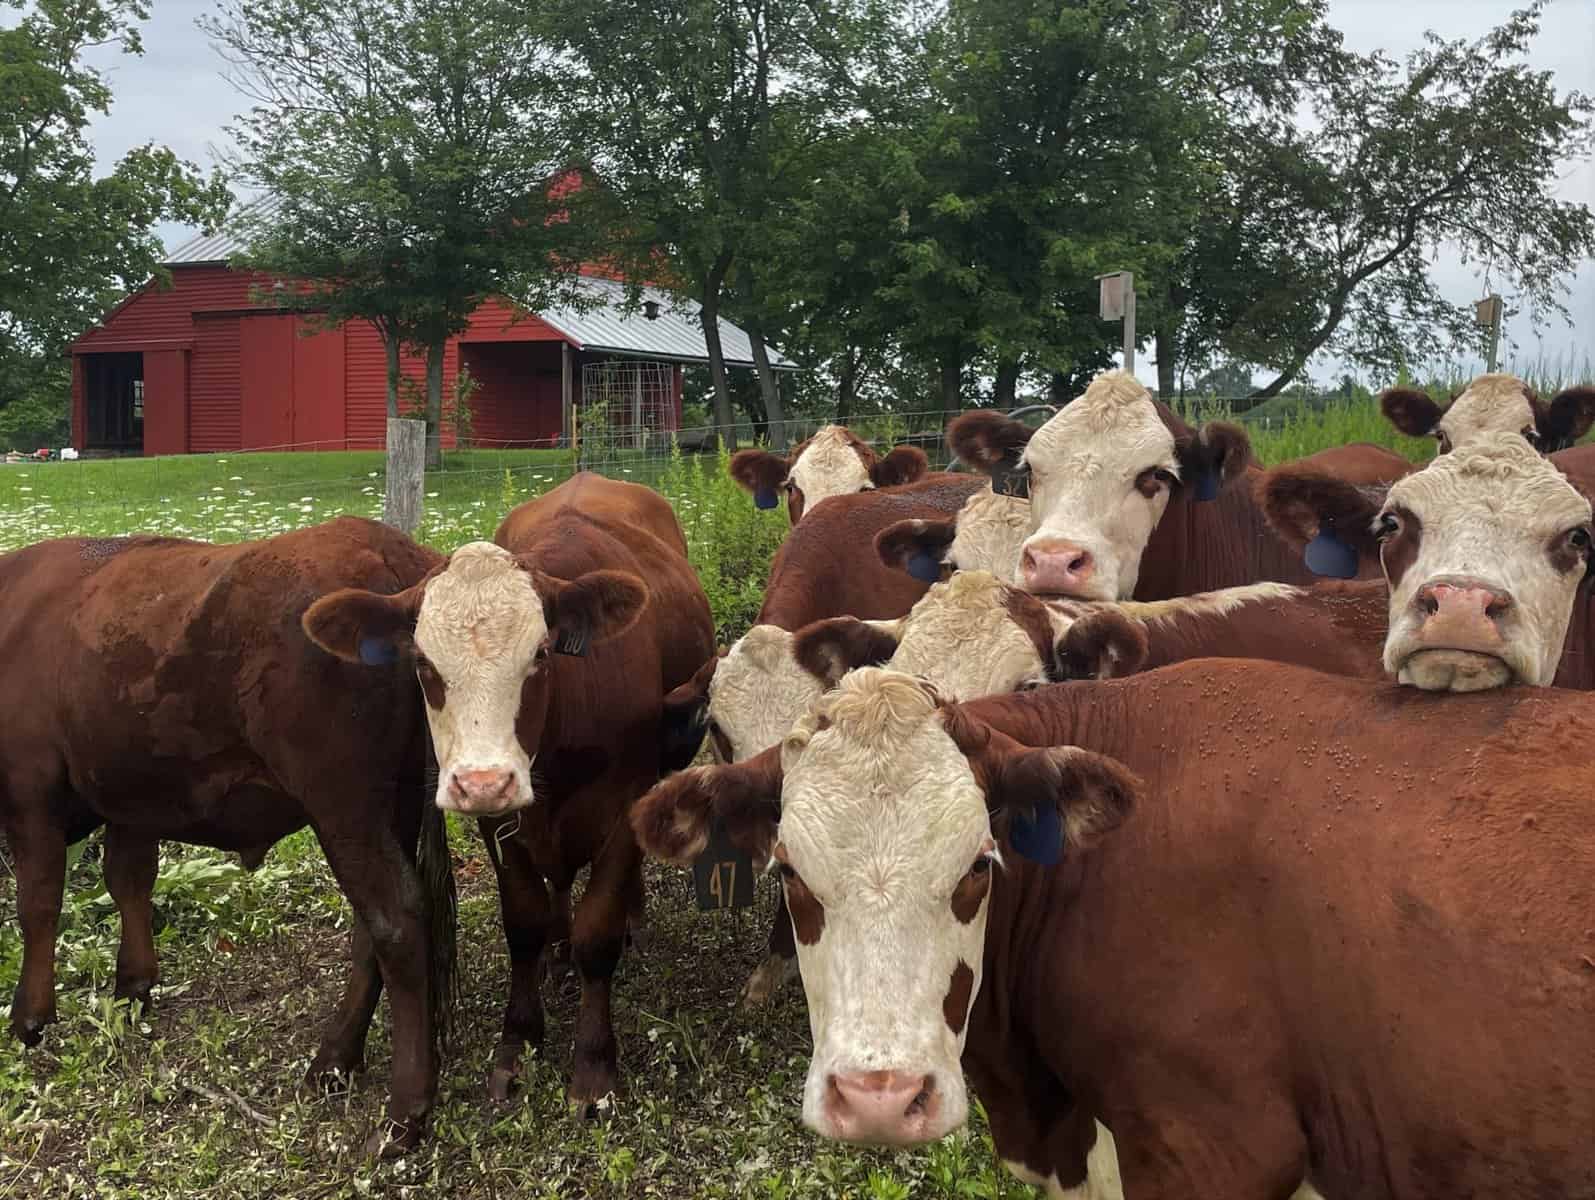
xmin=692 ymin=818 xmax=755 ymax=911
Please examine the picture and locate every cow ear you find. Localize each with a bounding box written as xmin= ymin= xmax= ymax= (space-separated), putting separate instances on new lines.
xmin=1050 ymin=610 xmax=1148 ymax=681
xmin=535 ymin=568 xmax=648 ymax=656
xmin=630 ymin=748 xmax=783 ymax=868
xmin=1380 ymin=387 xmax=1444 ymax=438
xmin=1540 ymin=386 xmax=1595 ymax=450
xmin=660 ymin=655 xmax=720 ymax=774
xmin=947 ymin=411 xmax=1034 ymax=472
xmin=303 ymin=584 xmax=423 ymax=666
xmin=987 ymin=745 xmax=1139 ymax=864
xmin=870 ymin=445 xmax=929 ymax=489
xmin=1258 ymin=466 xmax=1384 ymax=576
xmin=1175 ymin=421 xmax=1250 ymax=501
xmin=793 ymin=617 xmax=902 ymax=687
xmin=877 ymin=517 xmax=958 ymax=582
xmin=729 ymin=449 xmax=792 ymax=510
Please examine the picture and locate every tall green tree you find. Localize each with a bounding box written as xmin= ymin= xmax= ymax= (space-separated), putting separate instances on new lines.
xmin=0 ymin=0 xmax=229 ymax=437
xmin=1168 ymin=3 xmax=1595 ymax=397
xmin=208 ymin=0 xmax=596 ymax=466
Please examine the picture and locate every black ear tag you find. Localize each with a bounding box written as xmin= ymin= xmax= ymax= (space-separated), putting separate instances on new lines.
xmin=1304 ymin=523 xmax=1359 ymax=579
xmin=554 ymin=625 xmax=589 ymax=656
xmin=754 ymin=487 xmax=780 ymax=510
xmin=1192 ymin=468 xmax=1220 ymax=501
xmin=692 ymin=818 xmax=755 ymax=911
xmin=358 ymin=636 xmax=399 ymax=666
xmin=906 ymin=550 xmax=943 ymax=583
xmin=991 ymin=461 xmax=1030 ymax=499
xmin=1009 ymin=801 xmax=1062 ymax=866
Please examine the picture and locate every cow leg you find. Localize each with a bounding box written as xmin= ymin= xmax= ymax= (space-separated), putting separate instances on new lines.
xmin=304 ymin=914 xmax=383 ymax=1089
xmin=740 ymin=891 xmax=797 ymax=1008
xmin=102 ymin=825 xmax=160 ymax=1010
xmin=566 ymin=820 xmax=640 ymax=1111
xmin=481 ymin=818 xmax=551 ymax=1102
xmin=547 ymin=884 xmax=574 ymax=975
xmin=311 ymin=823 xmax=435 ymax=1157
xmin=6 ymin=803 xmax=66 ymax=1046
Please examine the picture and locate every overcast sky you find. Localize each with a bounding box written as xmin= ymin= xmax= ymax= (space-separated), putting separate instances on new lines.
xmin=80 ymin=0 xmax=1594 ymax=383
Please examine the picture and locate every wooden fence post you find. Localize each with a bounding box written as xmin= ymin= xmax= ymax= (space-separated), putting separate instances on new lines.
xmin=383 ymin=417 xmax=426 ymax=535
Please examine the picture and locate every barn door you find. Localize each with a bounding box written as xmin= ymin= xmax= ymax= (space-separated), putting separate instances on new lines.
xmin=239 ymin=314 xmax=295 ymax=450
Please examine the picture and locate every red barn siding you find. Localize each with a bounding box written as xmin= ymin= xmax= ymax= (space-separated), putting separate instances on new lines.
xmin=293 ymin=323 xmax=346 ymax=449
xmin=143 ymin=349 xmax=190 ymax=455
xmin=462 ymin=342 xmax=563 ymax=446
xmin=461 ymin=296 xmax=567 ymax=344
xmin=190 ymin=315 xmax=242 ymax=452
xmin=342 ymin=322 xmax=459 ymax=450
xmin=240 ymin=314 xmax=296 ymax=449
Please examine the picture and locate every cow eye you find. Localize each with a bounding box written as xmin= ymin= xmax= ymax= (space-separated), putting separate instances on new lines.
xmin=1435 ymin=432 xmax=1453 ymax=454
xmin=1375 ymin=513 xmax=1401 ymax=540
xmin=778 ymin=862 xmax=796 ymax=881
xmin=1135 ymin=468 xmax=1176 ymax=498
xmin=967 ymin=856 xmax=992 ymax=876
xmin=1570 ymin=528 xmax=1591 ymax=551
xmin=533 ymin=641 xmax=550 ymax=664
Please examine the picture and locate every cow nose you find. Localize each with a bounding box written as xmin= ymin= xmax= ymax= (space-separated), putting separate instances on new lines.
xmin=1021 ymin=539 xmax=1095 ymax=596
xmin=1414 ymin=580 xmax=1509 ymax=644
xmin=824 ymin=1070 xmax=940 ymax=1146
xmin=447 ymin=768 xmax=516 ymax=812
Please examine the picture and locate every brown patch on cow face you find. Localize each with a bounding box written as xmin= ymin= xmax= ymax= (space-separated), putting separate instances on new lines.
xmin=1000 ymin=586 xmax=1057 ymax=667
xmin=415 ymin=654 xmax=448 ymax=708
xmin=779 ymin=854 xmax=826 ymax=945
xmin=1548 ymin=525 xmax=1594 ymax=578
xmin=1377 ymin=507 xmax=1423 ymax=590
xmin=942 ymin=960 xmax=975 ymax=1035
xmin=949 ymin=859 xmax=992 ymax=924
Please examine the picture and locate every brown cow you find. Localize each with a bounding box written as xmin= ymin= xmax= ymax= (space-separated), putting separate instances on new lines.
xmin=0 ymin=518 xmax=449 ymax=1155
xmin=636 ymin=662 xmax=1595 ymax=1198
xmin=729 ymin=425 xmax=934 ymax=523
xmin=306 ymin=473 xmax=713 ymax=1110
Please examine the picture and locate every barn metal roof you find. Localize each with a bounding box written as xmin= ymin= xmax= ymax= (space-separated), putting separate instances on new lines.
xmin=164 ymin=203 xmax=795 ymax=369
xmin=536 ymin=276 xmax=797 ymax=369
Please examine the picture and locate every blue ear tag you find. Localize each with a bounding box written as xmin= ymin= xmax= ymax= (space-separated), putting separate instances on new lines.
xmin=906 ymin=550 xmax=943 ymax=583
xmin=358 ymin=636 xmax=398 ymax=666
xmin=1009 ymin=802 xmax=1063 ymax=866
xmin=1304 ymin=527 xmax=1360 ymax=579
xmin=754 ymin=488 xmax=779 ymax=510
xmin=1192 ymin=468 xmax=1220 ymax=502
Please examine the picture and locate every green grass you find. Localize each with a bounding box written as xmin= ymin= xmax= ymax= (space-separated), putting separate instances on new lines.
xmin=0 ymin=391 xmax=1501 ymax=1197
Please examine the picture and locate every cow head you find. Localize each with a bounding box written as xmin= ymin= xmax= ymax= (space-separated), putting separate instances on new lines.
xmin=696 ymin=625 xmax=827 ymax=763
xmin=730 ymin=425 xmax=930 ymax=523
xmin=947 ymin=371 xmax=1250 ymax=600
xmin=793 ymin=571 xmax=1148 ymax=696
xmin=1262 ymin=433 xmax=1593 ymax=690
xmin=631 ymin=670 xmax=1138 ymax=1147
xmin=303 ymin=541 xmax=648 ymax=814
xmin=1381 ymin=374 xmax=1595 ymax=455
xmin=875 ymin=488 xmax=1032 ymax=586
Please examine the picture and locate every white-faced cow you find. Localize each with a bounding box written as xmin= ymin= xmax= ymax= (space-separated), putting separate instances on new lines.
xmin=730 ymin=425 xmax=934 ymax=523
xmin=306 ymin=473 xmax=714 ymax=1111
xmin=1262 ymin=432 xmax=1592 ymax=691
xmin=635 ymin=663 xmax=1595 ymax=1198
xmin=0 ymin=517 xmax=449 ymax=1156
xmin=1381 ymin=373 xmax=1595 ymax=454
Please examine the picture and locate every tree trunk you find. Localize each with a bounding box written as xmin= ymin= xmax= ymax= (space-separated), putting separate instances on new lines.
xmin=938 ymin=353 xmax=962 ymax=417
xmin=700 ymin=257 xmax=738 ymax=451
xmin=993 ymin=359 xmax=1021 ymax=410
xmin=383 ymin=329 xmax=401 ymax=420
xmin=1048 ymin=371 xmax=1071 ymax=407
xmin=424 ymin=339 xmax=444 ymax=470
xmin=747 ymin=326 xmax=786 ymax=450
xmin=1154 ymin=326 xmax=1177 ymax=401
xmin=836 ymin=347 xmax=859 ymax=422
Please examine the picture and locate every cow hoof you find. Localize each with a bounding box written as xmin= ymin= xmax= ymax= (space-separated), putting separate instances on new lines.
xmin=10 ymin=1015 xmax=48 ymax=1048
xmin=303 ymin=1061 xmax=363 ymax=1097
xmin=363 ymin=1118 xmax=423 ymax=1159
xmin=113 ymin=977 xmax=155 ymax=1010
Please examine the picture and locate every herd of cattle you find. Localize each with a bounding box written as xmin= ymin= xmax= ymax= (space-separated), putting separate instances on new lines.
xmin=2 ymin=369 xmax=1593 ymax=1196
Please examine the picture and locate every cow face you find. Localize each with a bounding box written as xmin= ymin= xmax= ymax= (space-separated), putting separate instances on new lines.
xmin=1262 ymin=435 xmax=1593 ymax=691
xmin=303 ymin=542 xmax=647 ymax=814
xmin=704 ymin=626 xmax=827 ymax=762
xmin=876 ymin=489 xmax=1031 ymax=587
xmin=1382 ymin=374 xmax=1595 ymax=455
xmin=730 ymin=426 xmax=930 ymax=523
xmin=630 ymin=670 xmax=1137 ymax=1148
xmin=947 ymin=372 xmax=1249 ymax=600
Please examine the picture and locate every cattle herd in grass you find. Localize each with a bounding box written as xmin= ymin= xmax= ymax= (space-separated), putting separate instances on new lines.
xmin=3 ymin=369 xmax=1594 ymax=1196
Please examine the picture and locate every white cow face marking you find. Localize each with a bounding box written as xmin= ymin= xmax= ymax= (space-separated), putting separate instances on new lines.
xmin=1432 ymin=374 xmax=1539 ymax=452
xmin=1379 ymin=434 xmax=1592 ymax=690
xmin=786 ymin=426 xmax=876 ymax=516
xmin=777 ymin=675 xmax=995 ymax=1147
xmin=949 ymin=490 xmax=1032 ymax=584
xmin=706 ymin=626 xmax=825 ymax=763
xmin=414 ymin=542 xmax=551 ymax=814
xmin=1016 ymin=374 xmax=1179 ymax=600
xmin=883 ymin=572 xmax=1050 ymax=697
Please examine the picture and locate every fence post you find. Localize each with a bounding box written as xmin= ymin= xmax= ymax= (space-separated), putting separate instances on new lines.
xmin=383 ymin=417 xmax=426 ymax=535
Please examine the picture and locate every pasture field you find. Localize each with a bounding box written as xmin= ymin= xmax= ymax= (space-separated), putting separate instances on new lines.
xmin=0 ymin=396 xmax=1461 ymax=1199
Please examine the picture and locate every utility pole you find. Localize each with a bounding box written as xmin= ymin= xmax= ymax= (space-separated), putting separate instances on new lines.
xmin=1097 ymin=271 xmax=1136 ymax=374
xmin=1475 ymin=294 xmax=1504 ymax=373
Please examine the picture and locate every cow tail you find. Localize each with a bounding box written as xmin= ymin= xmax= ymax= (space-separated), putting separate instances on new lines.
xmin=418 ymin=739 xmax=459 ymax=1053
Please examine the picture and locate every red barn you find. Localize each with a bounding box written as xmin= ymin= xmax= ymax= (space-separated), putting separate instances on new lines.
xmin=69 ymin=206 xmax=793 ymax=456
